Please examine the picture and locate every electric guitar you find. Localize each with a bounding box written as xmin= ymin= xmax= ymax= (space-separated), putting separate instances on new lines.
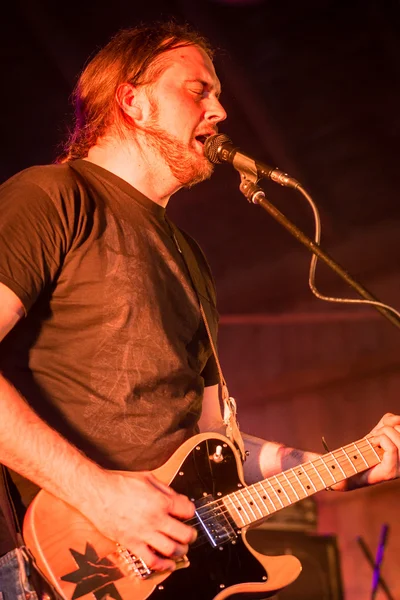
xmin=23 ymin=432 xmax=383 ymax=600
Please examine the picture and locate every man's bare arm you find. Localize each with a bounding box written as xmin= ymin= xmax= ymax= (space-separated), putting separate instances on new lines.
xmin=200 ymin=385 xmax=317 ymax=482
xmin=200 ymin=384 xmax=400 ymax=488
xmin=0 ymin=282 xmax=196 ymax=571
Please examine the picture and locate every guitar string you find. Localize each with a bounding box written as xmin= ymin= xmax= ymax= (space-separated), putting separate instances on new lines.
xmin=176 ymin=438 xmax=380 ymax=546
xmin=190 ymin=442 xmax=380 ymax=551
xmin=188 ymin=437 xmax=379 ymax=520
xmin=124 ymin=438 xmax=382 ymax=562
xmin=153 ymin=436 xmax=369 ymax=552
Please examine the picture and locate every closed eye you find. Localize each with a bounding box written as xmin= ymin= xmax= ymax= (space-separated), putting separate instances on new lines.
xmin=190 ymin=86 xmax=206 ymax=97
xmin=186 ymin=79 xmax=221 ymax=100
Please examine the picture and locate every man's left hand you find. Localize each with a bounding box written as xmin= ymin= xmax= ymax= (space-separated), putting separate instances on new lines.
xmin=338 ymin=412 xmax=400 ymax=491
xmin=362 ymin=412 xmax=400 ymax=484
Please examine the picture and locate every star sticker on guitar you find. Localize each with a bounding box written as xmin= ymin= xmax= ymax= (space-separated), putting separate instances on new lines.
xmin=61 ymin=542 xmax=123 ymax=600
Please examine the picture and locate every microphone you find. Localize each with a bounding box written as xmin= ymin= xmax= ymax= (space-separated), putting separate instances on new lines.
xmin=204 ymin=133 xmax=300 ymax=189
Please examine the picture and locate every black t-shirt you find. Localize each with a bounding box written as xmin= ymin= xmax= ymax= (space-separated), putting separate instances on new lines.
xmin=0 ymin=160 xmax=219 ymax=546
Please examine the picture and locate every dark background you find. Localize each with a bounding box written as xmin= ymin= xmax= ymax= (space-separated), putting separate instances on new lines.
xmin=3 ymin=0 xmax=400 ymax=317
xmin=3 ymin=3 xmax=400 ymax=596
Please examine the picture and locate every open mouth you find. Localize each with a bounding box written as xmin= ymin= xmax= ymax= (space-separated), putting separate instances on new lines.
xmin=195 ymin=135 xmax=208 ymax=146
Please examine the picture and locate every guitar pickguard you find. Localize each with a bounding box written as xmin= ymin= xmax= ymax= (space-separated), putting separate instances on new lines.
xmin=24 ymin=433 xmax=302 ymax=600
xmin=148 ymin=437 xmax=271 ymax=600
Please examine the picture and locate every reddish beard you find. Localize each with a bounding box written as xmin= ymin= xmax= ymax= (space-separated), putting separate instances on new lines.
xmin=137 ymin=98 xmax=214 ymax=187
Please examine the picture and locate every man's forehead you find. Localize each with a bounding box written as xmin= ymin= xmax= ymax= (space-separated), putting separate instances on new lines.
xmin=159 ymin=45 xmax=221 ymax=94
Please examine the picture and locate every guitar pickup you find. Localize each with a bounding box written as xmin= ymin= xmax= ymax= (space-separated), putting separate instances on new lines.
xmin=195 ymin=495 xmax=237 ymax=548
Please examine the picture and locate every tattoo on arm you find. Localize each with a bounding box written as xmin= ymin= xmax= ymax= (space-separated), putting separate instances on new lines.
xmin=279 ymin=447 xmax=309 ymax=470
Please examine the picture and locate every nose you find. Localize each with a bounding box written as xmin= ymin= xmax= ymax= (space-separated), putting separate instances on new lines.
xmin=205 ymin=96 xmax=227 ymax=124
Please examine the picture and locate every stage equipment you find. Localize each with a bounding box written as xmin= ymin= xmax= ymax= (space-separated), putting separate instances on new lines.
xmin=204 ymin=134 xmax=400 ymax=330
xmin=357 ymin=524 xmax=394 ymax=600
xmin=246 ymin=528 xmax=344 ymax=599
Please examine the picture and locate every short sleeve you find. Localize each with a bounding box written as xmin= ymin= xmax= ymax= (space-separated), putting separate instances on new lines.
xmin=0 ymin=169 xmax=72 ymax=311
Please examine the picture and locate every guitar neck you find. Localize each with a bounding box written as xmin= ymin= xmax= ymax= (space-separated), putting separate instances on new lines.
xmin=223 ymin=436 xmax=384 ymax=528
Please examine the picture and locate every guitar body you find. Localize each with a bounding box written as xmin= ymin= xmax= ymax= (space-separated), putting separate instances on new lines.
xmin=24 ymin=433 xmax=302 ymax=600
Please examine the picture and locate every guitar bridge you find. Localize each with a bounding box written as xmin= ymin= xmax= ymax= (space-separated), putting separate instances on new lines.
xmin=116 ymin=545 xmax=153 ymax=579
xmin=116 ymin=544 xmax=190 ymax=580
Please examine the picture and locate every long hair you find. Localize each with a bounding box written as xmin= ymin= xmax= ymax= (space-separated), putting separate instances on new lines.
xmin=58 ymin=22 xmax=213 ymax=162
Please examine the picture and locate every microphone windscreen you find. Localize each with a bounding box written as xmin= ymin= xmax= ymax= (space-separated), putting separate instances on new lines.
xmin=204 ymin=133 xmax=232 ymax=164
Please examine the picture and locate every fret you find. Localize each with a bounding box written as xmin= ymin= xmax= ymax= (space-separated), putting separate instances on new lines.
xmin=259 ymin=481 xmax=281 ymax=511
xmin=290 ymin=468 xmax=309 ymax=496
xmin=272 ymin=475 xmax=291 ymax=506
xmin=365 ymin=438 xmax=382 ymax=464
xmin=297 ymin=464 xmax=317 ymax=493
xmin=353 ymin=441 xmax=370 ymax=469
xmin=242 ymin=486 xmax=265 ymax=520
xmin=218 ymin=497 xmax=239 ymax=532
xmin=341 ymin=444 xmax=358 ymax=477
xmin=339 ymin=447 xmax=358 ymax=477
xmin=329 ymin=451 xmax=347 ymax=479
xmin=318 ymin=455 xmax=339 ymax=485
xmin=252 ymin=483 xmax=271 ymax=518
xmin=317 ymin=455 xmax=338 ymax=486
xmin=265 ymin=479 xmax=285 ymax=508
xmin=237 ymin=489 xmax=254 ymax=522
xmin=308 ymin=459 xmax=330 ymax=489
xmin=280 ymin=471 xmax=301 ymax=502
xmin=223 ymin=495 xmax=247 ymax=527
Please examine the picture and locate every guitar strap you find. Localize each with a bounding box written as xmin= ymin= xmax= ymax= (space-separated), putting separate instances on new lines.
xmin=166 ymin=219 xmax=246 ymax=462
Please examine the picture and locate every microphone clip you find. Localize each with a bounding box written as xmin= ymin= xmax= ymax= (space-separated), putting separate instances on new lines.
xmin=238 ymin=170 xmax=266 ymax=205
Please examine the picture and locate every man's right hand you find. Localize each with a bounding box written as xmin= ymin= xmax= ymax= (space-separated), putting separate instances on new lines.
xmin=78 ymin=469 xmax=197 ymax=572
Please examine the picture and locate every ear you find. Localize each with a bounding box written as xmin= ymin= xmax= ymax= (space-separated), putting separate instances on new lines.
xmin=115 ymin=83 xmax=143 ymax=123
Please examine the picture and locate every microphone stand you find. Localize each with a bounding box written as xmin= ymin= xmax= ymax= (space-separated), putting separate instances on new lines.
xmin=237 ymin=172 xmax=400 ymax=331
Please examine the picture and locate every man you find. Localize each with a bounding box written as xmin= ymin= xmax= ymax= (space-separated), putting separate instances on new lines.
xmin=0 ymin=22 xmax=399 ymax=598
